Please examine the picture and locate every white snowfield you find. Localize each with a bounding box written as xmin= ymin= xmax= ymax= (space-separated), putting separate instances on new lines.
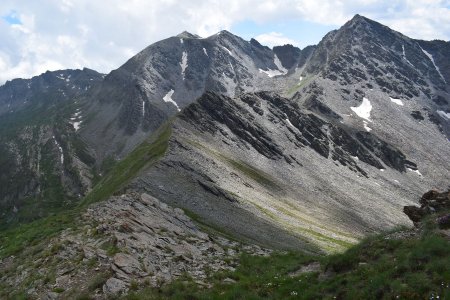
xmin=163 ymin=89 xmax=181 ymax=112
xmin=389 ymin=97 xmax=404 ymax=106
xmin=351 ymin=97 xmax=372 ymax=121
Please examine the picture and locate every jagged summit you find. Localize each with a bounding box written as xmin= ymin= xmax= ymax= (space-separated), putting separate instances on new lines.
xmin=176 ymin=31 xmax=200 ymax=39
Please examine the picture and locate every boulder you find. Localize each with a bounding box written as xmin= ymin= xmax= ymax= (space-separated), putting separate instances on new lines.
xmin=103 ymin=277 xmax=127 ymax=295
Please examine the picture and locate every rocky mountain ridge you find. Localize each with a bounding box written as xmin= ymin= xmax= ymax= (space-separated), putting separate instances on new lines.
xmin=0 ymin=14 xmax=449 ymax=249
xmin=0 ymin=13 xmax=450 ymax=299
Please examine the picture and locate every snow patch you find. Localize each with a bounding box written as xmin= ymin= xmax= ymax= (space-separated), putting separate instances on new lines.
xmin=273 ymin=54 xmax=287 ymax=73
xmin=72 ymin=121 xmax=82 ymax=131
xmin=70 ymin=110 xmax=82 ymax=131
xmin=180 ymin=51 xmax=188 ymax=80
xmin=299 ymin=76 xmax=303 ymax=82
xmin=363 ymin=121 xmax=372 ymax=132
xmin=351 ymin=97 xmax=372 ymax=121
xmin=420 ymin=46 xmax=446 ymax=83
xmin=407 ymin=167 xmax=422 ymax=176
xmin=54 ymin=138 xmax=64 ymax=164
xmin=379 ymin=169 xmax=385 ymax=172
xmin=203 ymin=47 xmax=208 ymax=57
xmin=180 ymin=38 xmax=183 ymax=44
xmin=285 ymin=118 xmax=295 ymax=128
xmin=437 ymin=110 xmax=450 ymax=120
xmin=142 ymin=100 xmax=145 ymax=117
xmin=389 ymin=97 xmax=404 ymax=106
xmin=259 ymin=69 xmax=285 ymax=78
xmin=163 ymin=89 xmax=181 ymax=111
xmin=222 ymin=46 xmax=233 ymax=56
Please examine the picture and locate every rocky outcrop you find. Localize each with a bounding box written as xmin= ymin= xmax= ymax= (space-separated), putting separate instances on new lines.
xmin=0 ymin=192 xmax=269 ymax=299
xmin=181 ymin=91 xmax=416 ymax=176
xmin=404 ymin=189 xmax=450 ymax=227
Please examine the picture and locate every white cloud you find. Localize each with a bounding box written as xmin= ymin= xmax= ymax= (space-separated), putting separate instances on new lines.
xmin=254 ymin=32 xmax=299 ymax=48
xmin=0 ymin=0 xmax=448 ymax=84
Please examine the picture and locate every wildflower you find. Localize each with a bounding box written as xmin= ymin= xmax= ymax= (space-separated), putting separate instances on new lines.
xmin=291 ymin=291 xmax=298 ymax=296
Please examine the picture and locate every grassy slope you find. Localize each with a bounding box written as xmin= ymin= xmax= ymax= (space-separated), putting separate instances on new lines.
xmin=126 ymin=217 xmax=450 ymax=300
xmin=0 ymin=122 xmax=172 ymax=259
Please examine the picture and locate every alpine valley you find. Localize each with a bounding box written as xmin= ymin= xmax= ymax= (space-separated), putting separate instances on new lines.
xmin=0 ymin=15 xmax=449 ymax=299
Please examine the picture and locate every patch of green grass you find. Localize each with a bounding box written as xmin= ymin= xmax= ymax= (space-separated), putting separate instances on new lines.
xmin=100 ymin=238 xmax=121 ymax=257
xmin=88 ymin=273 xmax=111 ymax=292
xmin=0 ymin=211 xmax=75 ymax=259
xmin=53 ymin=287 xmax=65 ymax=293
xmin=80 ymin=120 xmax=172 ymax=207
xmin=286 ymin=75 xmax=314 ymax=96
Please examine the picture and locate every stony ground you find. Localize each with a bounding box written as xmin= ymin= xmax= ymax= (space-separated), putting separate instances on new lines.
xmin=0 ymin=193 xmax=270 ymax=299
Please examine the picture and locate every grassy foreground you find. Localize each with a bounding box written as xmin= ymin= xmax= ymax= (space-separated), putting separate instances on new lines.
xmin=126 ymin=224 xmax=450 ymax=300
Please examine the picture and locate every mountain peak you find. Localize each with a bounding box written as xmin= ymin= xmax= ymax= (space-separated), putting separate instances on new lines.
xmin=176 ymin=31 xmax=200 ymax=39
xmin=344 ymin=14 xmax=387 ymax=32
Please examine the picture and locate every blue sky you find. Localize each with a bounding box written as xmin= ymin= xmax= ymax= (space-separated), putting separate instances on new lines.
xmin=0 ymin=0 xmax=449 ymax=83
xmin=2 ymin=10 xmax=21 ymax=25
xmin=232 ymin=19 xmax=336 ymax=48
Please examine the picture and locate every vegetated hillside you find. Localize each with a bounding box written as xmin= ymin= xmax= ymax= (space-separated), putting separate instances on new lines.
xmin=0 ymin=69 xmax=104 ymax=227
